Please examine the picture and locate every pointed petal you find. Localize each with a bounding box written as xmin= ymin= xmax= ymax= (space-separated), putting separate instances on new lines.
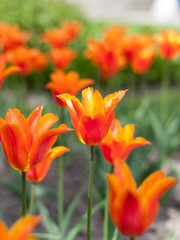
xmin=114 ymin=161 xmax=137 ymax=191
xmin=29 ymin=124 xmax=72 ymax=168
xmin=34 ymin=113 xmax=59 ymax=140
xmin=100 ymin=143 xmax=114 ymax=164
xmin=6 ymin=108 xmax=32 ymax=149
xmin=27 ymin=106 xmax=43 ymax=135
xmin=0 ymin=219 xmax=8 ymax=240
xmin=9 ymin=215 xmax=42 ymax=240
xmin=75 ymin=79 xmax=95 ymax=93
xmin=79 ymin=113 xmax=108 ymax=145
xmin=3 ymin=66 xmax=20 ymax=78
xmin=0 ymin=123 xmax=29 ymax=171
xmin=27 ymin=146 xmax=70 ymax=182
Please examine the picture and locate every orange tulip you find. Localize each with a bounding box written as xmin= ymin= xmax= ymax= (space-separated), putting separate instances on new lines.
xmin=85 ymin=38 xmax=126 ymax=79
xmin=154 ymin=29 xmax=180 ymax=60
xmin=46 ymin=69 xmax=94 ymax=107
xmin=50 ymin=47 xmax=77 ymax=69
xmin=58 ymin=87 xmax=127 ymax=145
xmin=0 ymin=54 xmax=20 ymax=88
xmin=123 ymin=35 xmax=155 ymax=74
xmin=26 ymin=146 xmax=70 ymax=182
xmin=0 ymin=215 xmax=41 ymax=240
xmin=0 ymin=22 xmax=31 ymax=51
xmin=41 ymin=21 xmax=82 ymax=48
xmin=0 ymin=106 xmax=72 ymax=171
xmin=6 ymin=46 xmax=48 ymax=76
xmin=107 ymin=161 xmax=177 ymax=237
xmin=100 ymin=119 xmax=150 ymax=164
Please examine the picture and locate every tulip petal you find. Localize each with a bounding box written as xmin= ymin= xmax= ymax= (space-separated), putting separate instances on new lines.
xmin=34 ymin=113 xmax=59 ymax=140
xmin=27 ymin=106 xmax=43 ymax=135
xmin=114 ymin=161 xmax=137 ymax=191
xmin=5 ymin=108 xmax=32 ymax=149
xmin=75 ymin=79 xmax=95 ymax=93
xmin=100 ymin=143 xmax=114 ymax=164
xmin=79 ymin=113 xmax=108 ymax=145
xmin=0 ymin=219 xmax=8 ymax=240
xmin=0 ymin=123 xmax=29 ymax=171
xmin=30 ymin=124 xmax=72 ymax=168
xmin=9 ymin=215 xmax=42 ymax=240
xmin=27 ymin=146 xmax=70 ymax=182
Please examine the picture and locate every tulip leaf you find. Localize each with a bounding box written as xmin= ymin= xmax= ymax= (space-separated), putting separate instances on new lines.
xmin=61 ymin=186 xmax=85 ymax=235
xmin=167 ymin=229 xmax=177 ymax=240
xmin=66 ymin=200 xmax=104 ymax=240
xmin=37 ymin=201 xmax=61 ymax=236
xmin=32 ymin=233 xmax=61 ymax=239
xmin=112 ymin=227 xmax=122 ymax=240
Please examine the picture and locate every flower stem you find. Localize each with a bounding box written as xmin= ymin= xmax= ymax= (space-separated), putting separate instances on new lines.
xmin=22 ymin=171 xmax=26 ymax=217
xmin=87 ymin=145 xmax=95 ymax=240
xmin=29 ymin=182 xmax=36 ymax=214
xmin=103 ymin=189 xmax=109 ymax=240
xmin=130 ymin=237 xmax=135 ymax=240
xmin=161 ymin=59 xmax=169 ymax=117
xmin=58 ymin=107 xmax=65 ymax=228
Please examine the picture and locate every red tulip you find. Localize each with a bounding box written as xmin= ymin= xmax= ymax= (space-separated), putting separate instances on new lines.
xmin=107 ymin=161 xmax=177 ymax=237
xmin=100 ymin=119 xmax=150 ymax=164
xmin=58 ymin=87 xmax=127 ymax=145
xmin=0 ymin=106 xmax=72 ymax=171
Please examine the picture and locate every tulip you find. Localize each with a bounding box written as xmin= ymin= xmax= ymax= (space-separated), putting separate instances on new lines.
xmin=107 ymin=161 xmax=177 ymax=237
xmin=5 ymin=46 xmax=48 ymax=76
xmin=0 ymin=54 xmax=20 ymax=88
xmin=50 ymin=47 xmax=77 ymax=69
xmin=154 ymin=29 xmax=180 ymax=60
xmin=0 ymin=215 xmax=41 ymax=240
xmin=0 ymin=106 xmax=72 ymax=172
xmin=100 ymin=119 xmax=150 ymax=164
xmin=58 ymin=87 xmax=127 ymax=145
xmin=41 ymin=21 xmax=82 ymax=48
xmin=0 ymin=22 xmax=30 ymax=51
xmin=46 ymin=70 xmax=94 ymax=107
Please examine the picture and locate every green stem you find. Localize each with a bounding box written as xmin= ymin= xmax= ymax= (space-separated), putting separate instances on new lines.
xmin=161 ymin=59 xmax=169 ymax=117
xmin=58 ymin=107 xmax=65 ymax=228
xmin=103 ymin=189 xmax=109 ymax=240
xmin=130 ymin=237 xmax=135 ymax=240
xmin=29 ymin=182 xmax=36 ymax=214
xmin=87 ymin=145 xmax=95 ymax=240
xmin=22 ymin=171 xmax=26 ymax=217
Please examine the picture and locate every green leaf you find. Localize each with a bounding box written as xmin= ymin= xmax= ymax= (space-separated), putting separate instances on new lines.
xmin=37 ymin=201 xmax=61 ymax=236
xmin=61 ymin=187 xmax=85 ymax=235
xmin=32 ymin=233 xmax=61 ymax=240
xmin=167 ymin=229 xmax=177 ymax=240
xmin=112 ymin=228 xmax=119 ymax=240
xmin=66 ymin=200 xmax=105 ymax=240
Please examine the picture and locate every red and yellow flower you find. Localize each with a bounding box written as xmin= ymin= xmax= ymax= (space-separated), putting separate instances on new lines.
xmin=0 ymin=22 xmax=30 ymax=51
xmin=58 ymin=87 xmax=127 ymax=145
xmin=50 ymin=47 xmax=77 ymax=69
xmin=41 ymin=21 xmax=82 ymax=48
xmin=0 ymin=106 xmax=72 ymax=171
xmin=46 ymin=70 xmax=94 ymax=107
xmin=5 ymin=46 xmax=48 ymax=76
xmin=107 ymin=161 xmax=177 ymax=237
xmin=0 ymin=215 xmax=41 ymax=240
xmin=100 ymin=119 xmax=150 ymax=164
xmin=0 ymin=54 xmax=20 ymax=88
xmin=26 ymin=146 xmax=70 ymax=182
xmin=154 ymin=29 xmax=180 ymax=60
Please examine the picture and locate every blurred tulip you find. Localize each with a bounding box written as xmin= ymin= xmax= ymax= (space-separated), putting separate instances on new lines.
xmin=0 ymin=22 xmax=31 ymax=51
xmin=50 ymin=47 xmax=77 ymax=69
xmin=85 ymin=38 xmax=126 ymax=79
xmin=41 ymin=21 xmax=82 ymax=48
xmin=107 ymin=161 xmax=177 ymax=237
xmin=46 ymin=69 xmax=94 ymax=107
xmin=26 ymin=146 xmax=70 ymax=182
xmin=58 ymin=87 xmax=127 ymax=145
xmin=154 ymin=29 xmax=180 ymax=59
xmin=123 ymin=34 xmax=155 ymax=74
xmin=5 ymin=46 xmax=48 ymax=76
xmin=100 ymin=119 xmax=150 ymax=164
xmin=0 ymin=106 xmax=72 ymax=171
xmin=0 ymin=215 xmax=41 ymax=240
xmin=0 ymin=54 xmax=20 ymax=88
